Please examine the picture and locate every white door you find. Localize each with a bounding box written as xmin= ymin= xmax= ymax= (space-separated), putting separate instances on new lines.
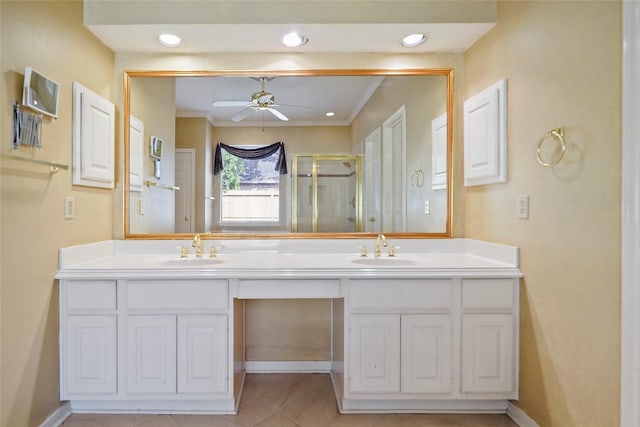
xmin=127 ymin=315 xmax=177 ymax=394
xmin=177 ymin=315 xmax=228 ymax=394
xmin=401 ymin=314 xmax=452 ymax=394
xmin=175 ymin=149 xmax=195 ymax=233
xmin=64 ymin=316 xmax=117 ymax=394
xmin=431 ymin=113 xmax=448 ymax=191
xmin=461 ymin=314 xmax=514 ymax=395
xmin=382 ymin=106 xmax=407 ymax=232
xmin=129 ymin=116 xmax=144 ymax=192
xmin=364 ymin=128 xmax=382 ymax=232
xmin=348 ymin=314 xmax=400 ymax=394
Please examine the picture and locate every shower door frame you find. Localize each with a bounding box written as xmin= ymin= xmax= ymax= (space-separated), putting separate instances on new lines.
xmin=292 ymin=154 xmax=362 ymax=233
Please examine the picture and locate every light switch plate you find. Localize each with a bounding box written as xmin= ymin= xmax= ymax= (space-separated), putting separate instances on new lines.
xmin=64 ymin=196 xmax=75 ymax=219
xmin=517 ymin=194 xmax=529 ymax=219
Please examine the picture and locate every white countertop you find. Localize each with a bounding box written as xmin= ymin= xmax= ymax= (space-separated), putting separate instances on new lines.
xmin=56 ymin=238 xmax=522 ymax=280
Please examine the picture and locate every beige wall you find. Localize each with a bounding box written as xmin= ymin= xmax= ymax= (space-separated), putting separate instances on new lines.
xmin=351 ymin=75 xmax=449 ymax=232
xmin=176 ymin=117 xmax=209 ymax=232
xmin=0 ymin=1 xmax=114 ymax=426
xmin=463 ymin=2 xmax=621 ymax=426
xmin=129 ymin=78 xmax=176 ymax=234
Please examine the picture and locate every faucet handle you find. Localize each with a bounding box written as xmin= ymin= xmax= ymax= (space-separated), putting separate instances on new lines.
xmin=178 ymin=246 xmax=189 ymax=258
xmin=209 ymin=246 xmax=218 ymax=258
xmin=358 ymin=245 xmax=368 ymax=257
xmin=388 ymin=245 xmax=399 ymax=257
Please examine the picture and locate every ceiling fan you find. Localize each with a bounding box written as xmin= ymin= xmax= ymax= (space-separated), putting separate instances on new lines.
xmin=212 ymin=77 xmax=290 ymax=122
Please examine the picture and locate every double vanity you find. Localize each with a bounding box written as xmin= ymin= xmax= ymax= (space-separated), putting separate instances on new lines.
xmin=56 ymin=238 xmax=522 ymax=415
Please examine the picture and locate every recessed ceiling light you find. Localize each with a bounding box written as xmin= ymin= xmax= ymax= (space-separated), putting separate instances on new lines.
xmin=401 ymin=33 xmax=426 ymax=48
xmin=325 ymin=112 xmax=335 ymax=117
xmin=158 ymin=33 xmax=182 ymax=48
xmin=282 ymin=32 xmax=308 ymax=47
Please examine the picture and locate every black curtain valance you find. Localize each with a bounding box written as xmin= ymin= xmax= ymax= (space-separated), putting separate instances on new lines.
xmin=214 ymin=142 xmax=287 ymax=175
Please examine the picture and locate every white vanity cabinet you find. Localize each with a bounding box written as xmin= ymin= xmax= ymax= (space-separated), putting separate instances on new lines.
xmin=345 ymin=279 xmax=454 ymax=398
xmin=61 ymin=281 xmax=118 ymax=397
xmin=339 ymin=276 xmax=518 ymax=413
xmin=125 ymin=280 xmax=229 ymax=396
xmin=460 ymin=278 xmax=518 ymax=396
xmin=59 ymin=278 xmax=234 ymax=413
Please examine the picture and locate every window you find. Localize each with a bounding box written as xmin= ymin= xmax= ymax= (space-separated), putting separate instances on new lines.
xmin=220 ymin=147 xmax=281 ymax=223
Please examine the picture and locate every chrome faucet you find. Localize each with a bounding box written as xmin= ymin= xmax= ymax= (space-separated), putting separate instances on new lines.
xmin=375 ymin=234 xmax=387 ymax=257
xmin=192 ymin=234 xmax=203 ymax=258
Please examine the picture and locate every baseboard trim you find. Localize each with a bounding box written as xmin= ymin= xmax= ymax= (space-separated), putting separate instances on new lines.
xmin=507 ymin=402 xmax=540 ymax=427
xmin=244 ymin=361 xmax=332 ymax=373
xmin=39 ymin=402 xmax=72 ymax=427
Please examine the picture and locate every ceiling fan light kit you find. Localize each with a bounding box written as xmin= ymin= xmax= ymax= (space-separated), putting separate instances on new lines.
xmin=212 ymin=76 xmax=293 ymax=122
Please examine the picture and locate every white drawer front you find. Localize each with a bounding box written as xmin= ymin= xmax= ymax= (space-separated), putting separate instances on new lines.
xmin=349 ymin=279 xmax=452 ymax=313
xmin=127 ymin=280 xmax=228 ymax=311
xmin=66 ymin=281 xmax=116 ymax=311
xmin=237 ymin=279 xmax=341 ymax=299
xmin=462 ymin=279 xmax=515 ymax=312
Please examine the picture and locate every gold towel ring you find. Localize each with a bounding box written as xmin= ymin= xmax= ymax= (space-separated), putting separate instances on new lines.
xmin=537 ymin=128 xmax=565 ymax=167
xmin=410 ymin=169 xmax=424 ymax=188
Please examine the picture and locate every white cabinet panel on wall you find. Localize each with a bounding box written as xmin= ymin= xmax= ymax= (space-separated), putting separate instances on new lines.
xmin=349 ymin=314 xmax=401 ymax=394
xmin=401 ymin=314 xmax=452 ymax=394
xmin=64 ymin=315 xmax=117 ymax=395
xmin=431 ymin=113 xmax=448 ymax=191
xmin=461 ymin=314 xmax=514 ymax=395
xmin=72 ymin=82 xmax=115 ymax=188
xmin=177 ymin=315 xmax=228 ymax=394
xmin=463 ymin=79 xmax=507 ymax=187
xmin=127 ymin=315 xmax=177 ymax=394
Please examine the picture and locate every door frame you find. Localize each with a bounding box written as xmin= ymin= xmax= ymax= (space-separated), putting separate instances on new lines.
xmin=621 ymin=1 xmax=639 ymax=425
xmin=175 ymin=149 xmax=196 ymax=233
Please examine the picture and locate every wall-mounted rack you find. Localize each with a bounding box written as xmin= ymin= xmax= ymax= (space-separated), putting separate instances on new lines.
xmin=144 ymin=180 xmax=180 ymax=191
xmin=13 ymin=101 xmax=44 ymax=149
xmin=1 ymin=153 xmax=69 ymax=173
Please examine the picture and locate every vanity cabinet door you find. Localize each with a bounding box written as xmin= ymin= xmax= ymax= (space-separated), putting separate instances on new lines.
xmin=177 ymin=315 xmax=228 ymax=394
xmin=401 ymin=314 xmax=452 ymax=394
xmin=348 ymin=314 xmax=400 ymax=394
xmin=64 ymin=315 xmax=117 ymax=395
xmin=461 ymin=314 xmax=514 ymax=395
xmin=127 ymin=316 xmax=177 ymax=394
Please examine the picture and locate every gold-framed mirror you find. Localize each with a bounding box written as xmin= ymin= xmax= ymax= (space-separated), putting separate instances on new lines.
xmin=123 ymin=69 xmax=453 ymax=239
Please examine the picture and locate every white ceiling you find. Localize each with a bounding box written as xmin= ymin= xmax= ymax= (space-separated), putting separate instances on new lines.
xmin=175 ymin=75 xmax=386 ymax=127
xmin=91 ymin=1 xmax=495 ymax=126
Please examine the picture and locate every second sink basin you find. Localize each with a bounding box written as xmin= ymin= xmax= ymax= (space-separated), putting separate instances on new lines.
xmin=350 ymin=257 xmax=419 ymax=266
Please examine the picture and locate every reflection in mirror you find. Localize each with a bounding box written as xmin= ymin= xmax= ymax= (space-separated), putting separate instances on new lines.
xmin=124 ymin=70 xmax=452 ymax=238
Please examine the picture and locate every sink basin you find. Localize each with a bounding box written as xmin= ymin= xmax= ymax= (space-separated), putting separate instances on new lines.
xmin=156 ymin=257 xmax=224 ymax=267
xmin=350 ymin=257 xmax=419 ymax=266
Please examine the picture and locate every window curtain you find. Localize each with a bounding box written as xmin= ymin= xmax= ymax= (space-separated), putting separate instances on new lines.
xmin=214 ymin=141 xmax=287 ymax=175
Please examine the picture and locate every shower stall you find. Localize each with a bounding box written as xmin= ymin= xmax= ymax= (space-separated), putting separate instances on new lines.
xmin=292 ymin=155 xmax=362 ymax=232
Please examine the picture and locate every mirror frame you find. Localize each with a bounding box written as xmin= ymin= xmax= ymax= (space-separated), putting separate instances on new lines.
xmin=123 ymin=68 xmax=453 ymax=240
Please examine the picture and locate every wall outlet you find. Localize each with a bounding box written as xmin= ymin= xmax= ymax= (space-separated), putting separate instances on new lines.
xmin=424 ymin=200 xmax=430 ymax=215
xmin=517 ymin=194 xmax=529 ymax=219
xmin=64 ymin=196 xmax=75 ymax=219
xmin=138 ymin=199 xmax=145 ymax=215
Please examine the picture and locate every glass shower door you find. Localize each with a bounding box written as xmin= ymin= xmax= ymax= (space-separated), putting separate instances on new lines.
xmin=292 ymin=155 xmax=361 ymax=232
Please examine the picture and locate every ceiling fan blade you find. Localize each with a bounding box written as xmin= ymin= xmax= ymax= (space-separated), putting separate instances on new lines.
xmin=212 ymin=100 xmax=251 ymax=107
xmin=231 ymin=108 xmax=254 ymax=122
xmin=267 ymin=107 xmax=289 ymax=121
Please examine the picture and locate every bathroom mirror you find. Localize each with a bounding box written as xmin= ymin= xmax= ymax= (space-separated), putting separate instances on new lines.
xmin=123 ymin=69 xmax=452 ymax=239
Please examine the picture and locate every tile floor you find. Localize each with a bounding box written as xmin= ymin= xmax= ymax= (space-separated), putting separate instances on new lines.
xmin=61 ymin=374 xmax=519 ymax=427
